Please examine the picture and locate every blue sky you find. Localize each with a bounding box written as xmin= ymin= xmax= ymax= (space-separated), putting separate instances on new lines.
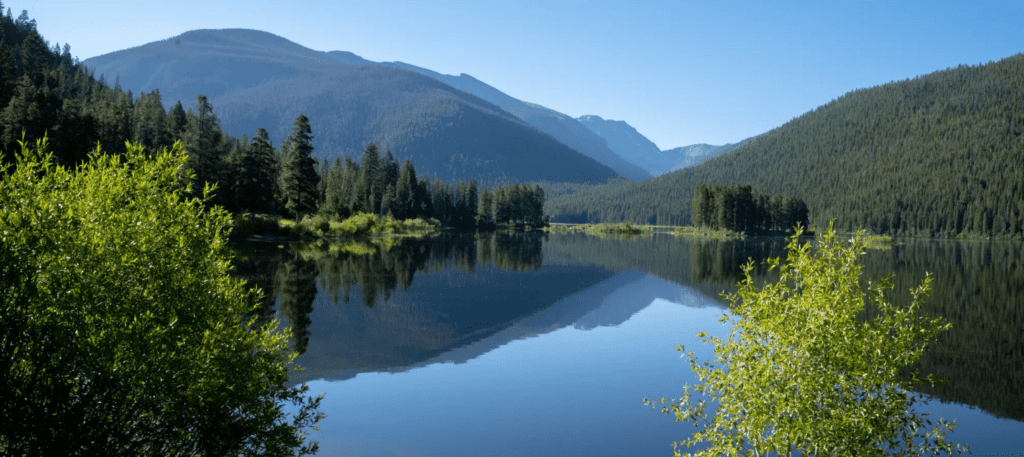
xmin=26 ymin=0 xmax=1024 ymax=150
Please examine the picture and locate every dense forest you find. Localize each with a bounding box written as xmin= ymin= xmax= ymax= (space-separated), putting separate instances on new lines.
xmin=692 ymin=183 xmax=809 ymax=234
xmin=0 ymin=8 xmax=545 ymax=228
xmin=319 ymin=142 xmax=545 ymax=227
xmin=546 ymin=53 xmax=1024 ymax=238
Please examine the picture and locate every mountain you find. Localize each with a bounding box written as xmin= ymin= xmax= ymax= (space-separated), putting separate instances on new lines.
xmin=576 ymin=115 xmax=745 ymax=175
xmin=370 ymin=62 xmax=652 ymax=181
xmin=81 ymin=29 xmax=620 ymax=184
xmin=660 ymin=141 xmax=748 ymax=170
xmin=547 ymin=53 xmax=1024 ymax=238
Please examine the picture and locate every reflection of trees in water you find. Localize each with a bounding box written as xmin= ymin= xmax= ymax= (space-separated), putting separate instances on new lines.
xmin=230 ymin=241 xmax=285 ymax=331
xmin=542 ymin=234 xmax=785 ymax=299
xmin=276 ymin=252 xmax=318 ymax=354
xmin=477 ymin=231 xmax=545 ymax=272
xmin=234 ymin=234 xmax=1022 ymax=421
xmin=287 ymin=232 xmax=545 ymax=312
xmin=543 ymin=233 xmax=1024 ymax=421
xmin=688 ymin=238 xmax=785 ymax=286
xmin=857 ymin=241 xmax=1024 ymax=421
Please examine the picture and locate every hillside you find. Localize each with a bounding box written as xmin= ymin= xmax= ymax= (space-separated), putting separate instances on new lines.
xmin=376 ymin=62 xmax=651 ymax=180
xmin=82 ymin=29 xmax=620 ymax=184
xmin=547 ymin=54 xmax=1024 ymax=238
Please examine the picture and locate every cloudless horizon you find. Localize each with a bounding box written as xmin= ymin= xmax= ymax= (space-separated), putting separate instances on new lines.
xmin=26 ymin=0 xmax=1024 ymax=150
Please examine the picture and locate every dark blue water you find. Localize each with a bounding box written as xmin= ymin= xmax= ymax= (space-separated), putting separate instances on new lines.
xmin=240 ymin=233 xmax=1024 ymax=456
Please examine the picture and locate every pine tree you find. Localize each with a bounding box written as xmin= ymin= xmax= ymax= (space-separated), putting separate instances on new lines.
xmin=181 ymin=95 xmax=225 ymax=197
xmin=0 ymin=42 xmax=16 ymax=110
xmin=478 ymin=187 xmax=493 ymax=225
xmin=131 ymin=90 xmax=167 ymax=151
xmin=165 ymin=101 xmax=187 ymax=141
xmin=323 ymin=157 xmax=348 ymax=217
xmin=246 ymin=127 xmax=279 ymax=214
xmin=395 ymin=159 xmax=415 ymax=220
xmin=279 ymin=114 xmax=320 ymax=219
xmin=467 ymin=180 xmax=479 ymax=224
xmin=356 ymin=143 xmax=381 ymax=213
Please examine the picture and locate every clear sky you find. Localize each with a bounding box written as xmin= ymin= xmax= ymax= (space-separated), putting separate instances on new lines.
xmin=24 ymin=0 xmax=1024 ymax=150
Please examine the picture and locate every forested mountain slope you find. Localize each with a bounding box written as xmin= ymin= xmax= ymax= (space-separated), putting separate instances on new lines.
xmin=82 ymin=29 xmax=620 ymax=184
xmin=547 ymin=54 xmax=1024 ymax=238
xmin=376 ymin=62 xmax=651 ymax=181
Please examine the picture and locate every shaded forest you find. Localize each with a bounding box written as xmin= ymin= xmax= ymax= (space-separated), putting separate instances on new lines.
xmin=692 ymin=183 xmax=809 ymax=234
xmin=546 ymin=54 xmax=1024 ymax=238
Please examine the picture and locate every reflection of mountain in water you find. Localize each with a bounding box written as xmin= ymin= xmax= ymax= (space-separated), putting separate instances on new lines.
xmin=294 ymin=270 xmax=717 ymax=385
xmin=542 ymin=233 xmax=788 ymax=302
xmin=288 ymin=262 xmax=615 ymax=384
xmin=231 ymin=233 xmax=1024 ymax=422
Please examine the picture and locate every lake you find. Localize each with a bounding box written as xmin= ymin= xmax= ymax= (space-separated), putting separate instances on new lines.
xmin=231 ymin=232 xmax=1024 ymax=456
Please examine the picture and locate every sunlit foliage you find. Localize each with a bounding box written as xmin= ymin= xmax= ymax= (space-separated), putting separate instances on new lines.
xmin=646 ymin=224 xmax=966 ymax=456
xmin=0 ymin=138 xmax=321 ymax=455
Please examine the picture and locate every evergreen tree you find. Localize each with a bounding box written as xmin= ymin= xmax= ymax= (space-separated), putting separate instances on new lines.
xmin=131 ymin=90 xmax=167 ymax=151
xmin=165 ymin=100 xmax=186 ymax=141
xmin=382 ymin=149 xmax=399 ymax=191
xmin=478 ymin=187 xmax=493 ymax=225
xmin=355 ymin=143 xmax=381 ymax=213
xmin=180 ymin=95 xmax=224 ymax=197
xmin=323 ymin=157 xmax=348 ymax=218
xmin=340 ymin=157 xmax=358 ymax=214
xmin=279 ymin=114 xmax=320 ymax=219
xmin=381 ymin=183 xmax=397 ymax=217
xmin=18 ymin=29 xmax=47 ymax=85
xmin=0 ymin=74 xmax=59 ymax=156
xmin=395 ymin=159 xmax=415 ymax=220
xmin=0 ymin=42 xmax=16 ymax=110
xmin=467 ymin=180 xmax=479 ymax=224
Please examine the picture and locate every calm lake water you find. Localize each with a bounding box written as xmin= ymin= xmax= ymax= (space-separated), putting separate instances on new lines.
xmin=232 ymin=232 xmax=1024 ymax=456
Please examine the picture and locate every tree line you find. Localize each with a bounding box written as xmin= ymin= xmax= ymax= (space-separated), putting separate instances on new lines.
xmin=319 ymin=142 xmax=546 ymax=227
xmin=692 ymin=184 xmax=809 ymax=234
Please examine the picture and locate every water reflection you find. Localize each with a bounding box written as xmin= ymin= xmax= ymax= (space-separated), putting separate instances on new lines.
xmin=231 ymin=233 xmax=1024 ymax=424
xmin=543 ymin=234 xmax=1024 ymax=422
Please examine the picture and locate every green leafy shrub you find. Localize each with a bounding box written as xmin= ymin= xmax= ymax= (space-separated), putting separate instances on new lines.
xmin=646 ymin=223 xmax=964 ymax=456
xmin=0 ymin=139 xmax=322 ymax=455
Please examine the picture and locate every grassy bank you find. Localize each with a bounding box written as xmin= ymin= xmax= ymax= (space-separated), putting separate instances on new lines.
xmin=545 ymin=222 xmax=750 ymax=240
xmin=669 ymin=226 xmax=745 ymax=240
xmin=545 ymin=221 xmax=653 ymax=237
xmin=231 ymin=212 xmax=440 ymax=240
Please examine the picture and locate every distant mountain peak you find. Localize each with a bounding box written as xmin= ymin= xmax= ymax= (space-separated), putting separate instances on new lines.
xmin=577 ymin=115 xmax=745 ymax=175
xmin=326 ymin=50 xmax=372 ymax=65
xmin=168 ymin=28 xmax=308 ymax=51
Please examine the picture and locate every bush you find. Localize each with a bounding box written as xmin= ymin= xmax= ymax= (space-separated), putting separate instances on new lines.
xmin=646 ymin=223 xmax=965 ymax=456
xmin=0 ymin=139 xmax=322 ymax=455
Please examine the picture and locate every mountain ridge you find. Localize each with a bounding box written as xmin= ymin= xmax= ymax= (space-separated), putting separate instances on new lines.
xmin=367 ymin=59 xmax=652 ymax=180
xmin=82 ymin=28 xmax=621 ymax=184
